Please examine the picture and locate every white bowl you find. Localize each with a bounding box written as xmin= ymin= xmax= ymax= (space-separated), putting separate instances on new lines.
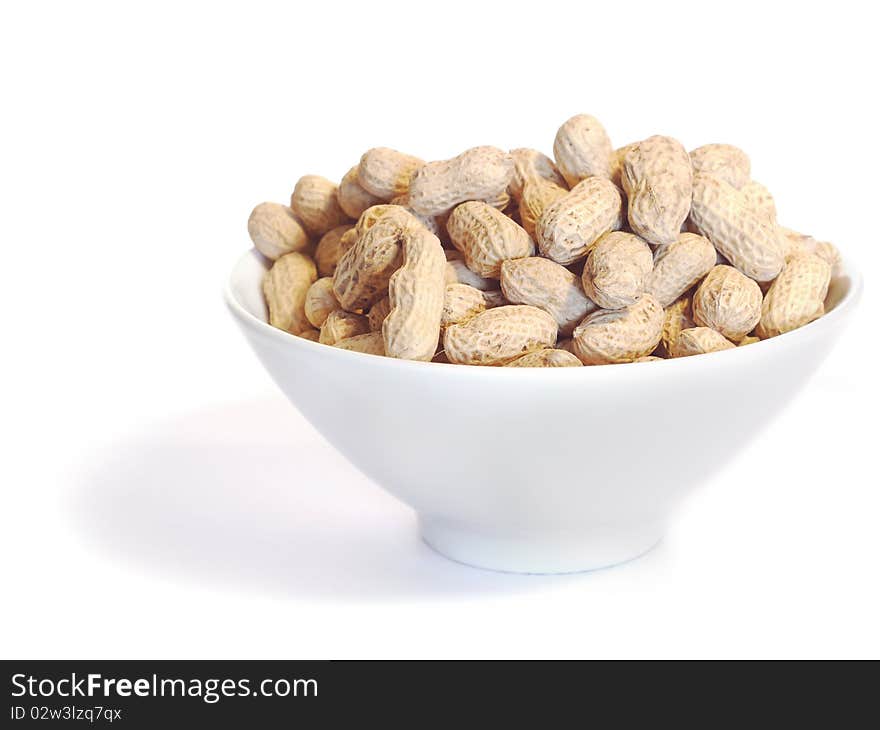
xmin=225 ymin=250 xmax=862 ymax=573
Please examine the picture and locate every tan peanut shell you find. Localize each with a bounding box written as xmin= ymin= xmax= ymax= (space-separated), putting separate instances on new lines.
xmin=314 ymin=224 xmax=356 ymax=278
xmin=658 ymin=296 xmax=694 ymax=358
xmin=506 ymin=349 xmax=582 ymax=367
xmin=689 ymin=173 xmax=784 ymax=282
xmin=631 ymin=355 xmax=663 ymax=363
xmin=672 ymin=327 xmax=736 ymax=357
xmin=536 ymin=176 xmax=623 ymax=265
xmin=444 ymin=251 xmax=497 ymax=292
xmin=299 ymin=328 xmax=320 ymax=342
xmin=338 ymin=166 xmax=382 ymax=219
xmin=441 ymin=283 xmax=486 ymax=328
xmin=358 ymin=147 xmax=425 ymax=200
xmin=500 ymin=256 xmax=596 ymax=336
xmin=740 ymin=180 xmax=777 ymax=224
xmin=383 ymin=225 xmax=447 ymax=361
xmin=509 ymin=148 xmax=566 ymax=196
xmin=262 ymin=251 xmax=318 ymax=335
xmin=444 ymin=305 xmax=558 ymax=366
xmin=368 ymin=296 xmax=392 ymax=332
xmin=248 ymin=202 xmax=310 ymax=260
xmin=692 ymin=265 xmax=763 ymax=342
xmin=333 ymin=206 xmax=410 ymax=311
xmin=622 ymin=135 xmax=693 ymax=246
xmin=408 ymin=146 xmax=514 ymax=218
xmin=779 ymin=228 xmax=841 ymax=271
xmin=446 ymin=201 xmax=534 ymax=278
xmin=389 ymin=194 xmax=443 ymax=239
xmin=304 ymin=277 xmax=339 ymax=328
xmin=572 ymin=294 xmax=664 ymax=365
xmin=290 ymin=175 xmax=350 ymax=235
xmin=739 ymin=335 xmax=760 ymax=346
xmin=756 ymin=253 xmax=831 ymax=339
xmin=319 ymin=309 xmax=370 ymax=345
xmin=689 ymin=144 xmax=750 ymax=189
xmin=552 ymin=114 xmax=613 ymax=186
xmin=581 ymin=231 xmax=653 ymax=310
xmin=516 ymin=177 xmax=568 ymax=239
xmin=610 ymin=144 xmax=637 ymax=190
xmin=645 ymin=233 xmax=717 ymax=307
xmin=334 ymin=332 xmax=386 ymax=356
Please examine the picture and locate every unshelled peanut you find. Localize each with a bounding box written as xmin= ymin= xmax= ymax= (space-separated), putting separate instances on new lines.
xmin=581 ymin=231 xmax=653 ymax=310
xmin=506 ymin=349 xmax=582 ymax=367
xmin=572 ymin=294 xmax=664 ymax=365
xmin=444 ymin=305 xmax=558 ymax=366
xmin=262 ymin=251 xmax=318 ymax=335
xmin=553 ymin=114 xmax=613 ymax=186
xmin=446 ymin=201 xmax=534 ymax=278
xmin=291 ymin=175 xmax=350 ymax=235
xmin=672 ymin=327 xmax=736 ymax=357
xmin=756 ymin=253 xmax=831 ymax=339
xmin=645 ymin=233 xmax=716 ymax=307
xmin=248 ymin=202 xmax=310 ymax=260
xmin=692 ymin=265 xmax=763 ymax=342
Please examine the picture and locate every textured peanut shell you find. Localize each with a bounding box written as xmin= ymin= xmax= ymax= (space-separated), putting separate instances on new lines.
xmin=319 ymin=309 xmax=370 ymax=345
xmin=304 ymin=277 xmax=339 ymax=328
xmin=444 ymin=251 xmax=497 ymax=291
xmin=332 ymin=206 xmax=412 ymax=311
xmin=756 ymin=253 xmax=831 ymax=339
xmin=657 ymin=296 xmax=694 ymax=358
xmin=536 ymin=176 xmax=623 ymax=265
xmin=408 ymin=146 xmax=514 ymax=218
xmin=517 ymin=177 xmax=568 ymax=238
xmin=334 ymin=332 xmax=386 ymax=356
xmin=672 ymin=327 xmax=736 ymax=357
xmin=506 ymin=349 xmax=582 ymax=367
xmin=358 ymin=147 xmax=425 ymax=200
xmin=622 ymin=135 xmax=693 ymax=246
xmin=509 ymin=148 xmax=566 ymax=197
xmin=689 ymin=144 xmax=750 ymax=189
xmin=739 ymin=335 xmax=760 ymax=346
xmin=572 ymin=294 xmax=664 ymax=365
xmin=581 ymin=231 xmax=653 ymax=310
xmin=368 ymin=296 xmax=392 ymax=332
xmin=610 ymin=144 xmax=637 ymax=190
xmin=314 ymin=224 xmax=356 ymax=278
xmin=262 ymin=252 xmax=318 ymax=335
xmin=383 ymin=225 xmax=447 ymax=361
xmin=290 ymin=175 xmax=350 ymax=235
xmin=446 ymin=201 xmax=534 ymax=278
xmin=692 ymin=265 xmax=763 ymax=342
xmin=338 ymin=166 xmax=382 ymax=219
xmin=740 ymin=180 xmax=777 ymax=224
xmin=779 ymin=228 xmax=841 ymax=271
xmin=389 ymin=194 xmax=443 ymax=239
xmin=441 ymin=283 xmax=486 ymax=327
xmin=500 ymin=256 xmax=596 ymax=335
xmin=689 ymin=173 xmax=784 ymax=282
xmin=248 ymin=202 xmax=310 ymax=260
xmin=552 ymin=114 xmax=613 ymax=186
xmin=645 ymin=232 xmax=717 ymax=307
xmin=299 ymin=328 xmax=320 ymax=342
xmin=444 ymin=305 xmax=558 ymax=366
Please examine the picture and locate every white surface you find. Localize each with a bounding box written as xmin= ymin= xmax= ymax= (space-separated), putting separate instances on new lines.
xmin=1 ymin=0 xmax=878 ymax=658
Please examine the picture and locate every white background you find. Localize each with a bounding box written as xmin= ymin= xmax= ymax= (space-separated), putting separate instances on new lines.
xmin=1 ymin=1 xmax=878 ymax=659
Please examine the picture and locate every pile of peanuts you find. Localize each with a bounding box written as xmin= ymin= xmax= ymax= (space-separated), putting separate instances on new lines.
xmin=248 ymin=114 xmax=840 ymax=366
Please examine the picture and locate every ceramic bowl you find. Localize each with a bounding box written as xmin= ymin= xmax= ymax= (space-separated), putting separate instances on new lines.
xmin=225 ymin=249 xmax=862 ymax=573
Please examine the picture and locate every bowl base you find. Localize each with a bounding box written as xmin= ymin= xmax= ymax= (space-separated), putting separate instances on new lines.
xmin=419 ymin=515 xmax=663 ymax=574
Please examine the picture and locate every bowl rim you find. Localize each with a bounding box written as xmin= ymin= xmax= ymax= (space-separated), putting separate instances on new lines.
xmin=224 ymin=247 xmax=864 ymax=376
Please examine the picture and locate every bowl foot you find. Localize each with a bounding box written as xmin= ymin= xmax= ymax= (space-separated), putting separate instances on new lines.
xmin=419 ymin=515 xmax=663 ymax=574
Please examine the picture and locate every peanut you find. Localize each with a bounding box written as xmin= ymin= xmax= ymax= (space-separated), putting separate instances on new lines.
xmin=444 ymin=305 xmax=558 ymax=366
xmin=338 ymin=166 xmax=382 ymax=219
xmin=446 ymin=201 xmax=535 ymax=278
xmin=367 ymin=296 xmax=392 ymax=332
xmin=552 ymin=114 xmax=613 ymax=186
xmin=332 ymin=206 xmax=409 ymax=311
xmin=319 ymin=309 xmax=370 ymax=345
xmin=304 ymin=276 xmax=339 ymax=328
xmin=756 ymin=253 xmax=831 ymax=339
xmin=389 ymin=194 xmax=444 ymax=239
xmin=581 ymin=231 xmax=653 ymax=310
xmin=622 ymin=135 xmax=693 ymax=246
xmin=610 ymin=144 xmax=636 ymax=190
xmin=536 ymin=176 xmax=623 ymax=265
xmin=408 ymin=146 xmax=514 ymax=217
xmin=779 ymin=228 xmax=841 ymax=271
xmin=657 ymin=296 xmax=694 ymax=358
xmin=262 ymin=251 xmax=318 ymax=335
xmin=334 ymin=332 xmax=386 ymax=356
xmin=671 ymin=327 xmax=736 ymax=357
xmin=441 ymin=283 xmax=486 ymax=328
xmin=689 ymin=144 xmax=750 ymax=189
xmin=572 ymin=294 xmax=664 ymax=365
xmin=740 ymin=180 xmax=777 ymax=224
xmin=689 ymin=173 xmax=784 ymax=282
xmin=500 ymin=257 xmax=595 ymax=335
xmin=248 ymin=202 xmax=310 ymax=260
xmin=383 ymin=224 xmax=447 ymax=361
xmin=506 ymin=349 xmax=583 ymax=367
xmin=645 ymin=232 xmax=717 ymax=307
xmin=516 ymin=176 xmax=568 ymax=239
xmin=509 ymin=148 xmax=566 ymax=196
xmin=444 ymin=250 xmax=498 ymax=292
xmin=314 ymin=224 xmax=356 ymax=278
xmin=290 ymin=175 xmax=350 ymax=235
xmin=299 ymin=328 xmax=320 ymax=342
xmin=692 ymin=265 xmax=763 ymax=342
xmin=358 ymin=147 xmax=425 ymax=200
